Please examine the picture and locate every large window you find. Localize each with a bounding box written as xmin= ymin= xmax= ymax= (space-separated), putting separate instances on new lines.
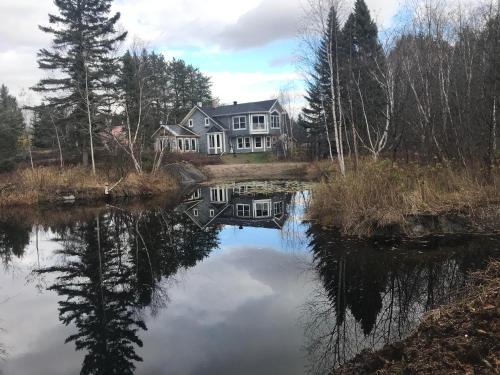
xmin=233 ymin=116 xmax=247 ymax=130
xmin=254 ymin=200 xmax=271 ymax=218
xmin=191 ymin=138 xmax=197 ymax=151
xmin=237 ymin=137 xmax=251 ymax=149
xmin=210 ymin=187 xmax=227 ymax=203
xmin=236 ymin=204 xmax=251 ymax=217
xmin=270 ymin=113 xmax=280 ymax=129
xmin=185 ymin=139 xmax=190 ymax=151
xmin=178 ymin=139 xmax=183 ymax=150
xmin=251 ymin=115 xmax=266 ymax=131
xmin=254 ymin=136 xmax=263 ymax=149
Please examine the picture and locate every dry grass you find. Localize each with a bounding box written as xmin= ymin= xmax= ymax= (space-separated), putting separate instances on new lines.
xmin=0 ymin=166 xmax=178 ymax=207
xmin=310 ymin=159 xmax=500 ymax=235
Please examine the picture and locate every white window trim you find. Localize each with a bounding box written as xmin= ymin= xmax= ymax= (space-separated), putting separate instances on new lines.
xmin=191 ymin=138 xmax=197 ymax=152
xmin=193 ymin=209 xmax=199 ymax=217
xmin=236 ymin=203 xmax=251 ymax=217
xmin=265 ymin=136 xmax=271 ymax=149
xmin=209 ymin=209 xmax=215 ymax=217
xmin=188 ymin=119 xmax=193 ymax=127
xmin=232 ymin=116 xmax=247 ymax=130
xmin=253 ymin=199 xmax=271 ymax=218
xmin=270 ymin=113 xmax=281 ymax=129
xmin=237 ymin=137 xmax=251 ymax=150
xmin=205 ymin=117 xmax=210 ymax=127
xmin=254 ymin=136 xmax=263 ymax=149
xmin=273 ymin=201 xmax=283 ymax=216
xmin=250 ymin=114 xmax=267 ymax=133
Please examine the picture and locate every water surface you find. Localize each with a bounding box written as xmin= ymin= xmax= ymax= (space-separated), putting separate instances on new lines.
xmin=0 ymin=181 xmax=498 ymax=375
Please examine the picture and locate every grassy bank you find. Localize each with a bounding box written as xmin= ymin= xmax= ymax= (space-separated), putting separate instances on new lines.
xmin=0 ymin=166 xmax=178 ymax=207
xmin=310 ymin=159 xmax=500 ymax=236
xmin=335 ymin=260 xmax=500 ymax=374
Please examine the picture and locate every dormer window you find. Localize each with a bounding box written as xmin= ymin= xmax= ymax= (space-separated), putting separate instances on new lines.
xmin=188 ymin=119 xmax=193 ymax=127
xmin=270 ymin=113 xmax=280 ymax=129
xmin=233 ymin=116 xmax=247 ymax=130
xmin=205 ymin=117 xmax=210 ymax=127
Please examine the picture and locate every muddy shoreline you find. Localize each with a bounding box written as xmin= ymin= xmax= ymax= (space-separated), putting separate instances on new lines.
xmin=334 ymin=261 xmax=500 ymax=374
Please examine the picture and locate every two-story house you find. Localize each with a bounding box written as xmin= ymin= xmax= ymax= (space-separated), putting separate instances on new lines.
xmin=154 ymin=99 xmax=286 ymax=155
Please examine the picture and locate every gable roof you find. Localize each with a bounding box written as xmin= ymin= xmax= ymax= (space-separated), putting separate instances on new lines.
xmin=154 ymin=124 xmax=198 ymax=138
xmin=201 ymin=99 xmax=278 ymax=117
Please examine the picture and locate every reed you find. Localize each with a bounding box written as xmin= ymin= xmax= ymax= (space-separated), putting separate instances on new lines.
xmin=0 ymin=166 xmax=178 ymax=207
xmin=310 ymin=159 xmax=500 ymax=235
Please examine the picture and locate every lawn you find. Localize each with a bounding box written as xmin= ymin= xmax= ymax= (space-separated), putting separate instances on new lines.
xmin=221 ymin=152 xmax=275 ymax=164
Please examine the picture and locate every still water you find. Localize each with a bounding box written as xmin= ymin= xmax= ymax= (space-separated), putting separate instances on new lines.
xmin=0 ymin=181 xmax=498 ymax=375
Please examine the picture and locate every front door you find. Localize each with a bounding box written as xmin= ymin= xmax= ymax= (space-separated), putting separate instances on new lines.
xmin=208 ymin=133 xmax=223 ymax=154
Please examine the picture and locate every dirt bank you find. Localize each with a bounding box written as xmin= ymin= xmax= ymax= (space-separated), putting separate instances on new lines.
xmin=334 ymin=261 xmax=500 ymax=374
xmin=201 ymin=162 xmax=317 ymax=183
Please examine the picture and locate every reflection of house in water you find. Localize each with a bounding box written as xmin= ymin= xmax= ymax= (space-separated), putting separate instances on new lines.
xmin=179 ymin=182 xmax=293 ymax=229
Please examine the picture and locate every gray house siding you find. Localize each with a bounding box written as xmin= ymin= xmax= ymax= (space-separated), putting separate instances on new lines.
xmin=162 ymin=100 xmax=287 ymax=155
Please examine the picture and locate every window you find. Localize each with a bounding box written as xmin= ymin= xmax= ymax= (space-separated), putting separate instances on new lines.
xmin=254 ymin=136 xmax=263 ymax=148
xmin=271 ymin=113 xmax=280 ymax=129
xmin=209 ymin=209 xmax=215 ymax=217
xmin=185 ymin=139 xmax=190 ymax=151
xmin=254 ymin=201 xmax=271 ymax=218
xmin=191 ymin=138 xmax=197 ymax=151
xmin=237 ymin=137 xmax=251 ymax=149
xmin=251 ymin=115 xmax=266 ymax=131
xmin=236 ymin=204 xmax=251 ymax=217
xmin=273 ymin=201 xmax=283 ymax=216
xmin=178 ymin=139 xmax=183 ymax=151
xmin=193 ymin=209 xmax=199 ymax=217
xmin=233 ymin=116 xmax=247 ymax=130
xmin=188 ymin=119 xmax=193 ymax=127
xmin=190 ymin=189 xmax=201 ymax=200
xmin=210 ymin=187 xmax=227 ymax=203
xmin=205 ymin=117 xmax=210 ymax=127
xmin=244 ymin=137 xmax=251 ymax=148
xmin=265 ymin=136 xmax=271 ymax=148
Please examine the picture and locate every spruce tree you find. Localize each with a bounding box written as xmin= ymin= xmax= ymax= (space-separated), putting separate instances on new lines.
xmin=0 ymin=85 xmax=25 ymax=160
xmin=342 ymin=0 xmax=386 ymax=148
xmin=33 ymin=0 xmax=127 ymax=169
xmin=301 ymin=6 xmax=341 ymax=158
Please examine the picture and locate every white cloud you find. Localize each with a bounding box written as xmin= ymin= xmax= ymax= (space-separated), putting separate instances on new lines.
xmin=206 ymin=71 xmax=301 ymax=104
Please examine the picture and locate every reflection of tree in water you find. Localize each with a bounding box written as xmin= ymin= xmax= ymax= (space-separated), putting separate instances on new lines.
xmin=0 ymin=219 xmax=30 ymax=267
xmin=303 ymin=226 xmax=500 ymax=374
xmin=39 ymin=208 xmax=219 ymax=375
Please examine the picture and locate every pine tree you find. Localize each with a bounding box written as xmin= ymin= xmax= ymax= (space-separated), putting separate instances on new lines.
xmin=33 ymin=0 xmax=127 ymax=170
xmin=0 ymin=85 xmax=25 ymax=160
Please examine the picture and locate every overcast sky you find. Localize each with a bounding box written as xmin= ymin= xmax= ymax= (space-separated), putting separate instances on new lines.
xmin=0 ymin=0 xmax=401 ymax=108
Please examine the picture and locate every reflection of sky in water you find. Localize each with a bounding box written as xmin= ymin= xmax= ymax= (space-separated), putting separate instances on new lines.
xmin=218 ymin=192 xmax=311 ymax=254
xmin=0 ymin=193 xmax=316 ymax=375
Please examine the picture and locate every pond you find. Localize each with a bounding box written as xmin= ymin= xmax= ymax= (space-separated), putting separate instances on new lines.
xmin=0 ymin=181 xmax=498 ymax=375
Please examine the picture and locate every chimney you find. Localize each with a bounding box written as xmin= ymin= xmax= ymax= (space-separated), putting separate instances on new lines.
xmin=233 ymin=101 xmax=238 ymax=106
xmin=197 ymin=102 xmax=202 ymax=107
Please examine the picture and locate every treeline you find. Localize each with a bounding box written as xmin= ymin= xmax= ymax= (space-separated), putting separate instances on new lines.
xmin=301 ymin=0 xmax=500 ymax=178
xmin=28 ymin=0 xmax=212 ymax=173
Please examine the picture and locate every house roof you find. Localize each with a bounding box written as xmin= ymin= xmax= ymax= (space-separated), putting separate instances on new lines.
xmin=154 ymin=124 xmax=198 ymax=137
xmin=201 ymin=99 xmax=278 ymax=117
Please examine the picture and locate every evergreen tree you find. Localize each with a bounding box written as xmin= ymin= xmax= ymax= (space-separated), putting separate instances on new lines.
xmin=342 ymin=0 xmax=386 ymax=148
xmin=300 ymin=6 xmax=342 ymax=159
xmin=33 ymin=0 xmax=127 ymax=167
xmin=0 ymin=85 xmax=25 ymax=160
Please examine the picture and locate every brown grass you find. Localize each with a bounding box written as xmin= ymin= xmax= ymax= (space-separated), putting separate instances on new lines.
xmin=0 ymin=166 xmax=178 ymax=207
xmin=310 ymin=159 xmax=500 ymax=235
